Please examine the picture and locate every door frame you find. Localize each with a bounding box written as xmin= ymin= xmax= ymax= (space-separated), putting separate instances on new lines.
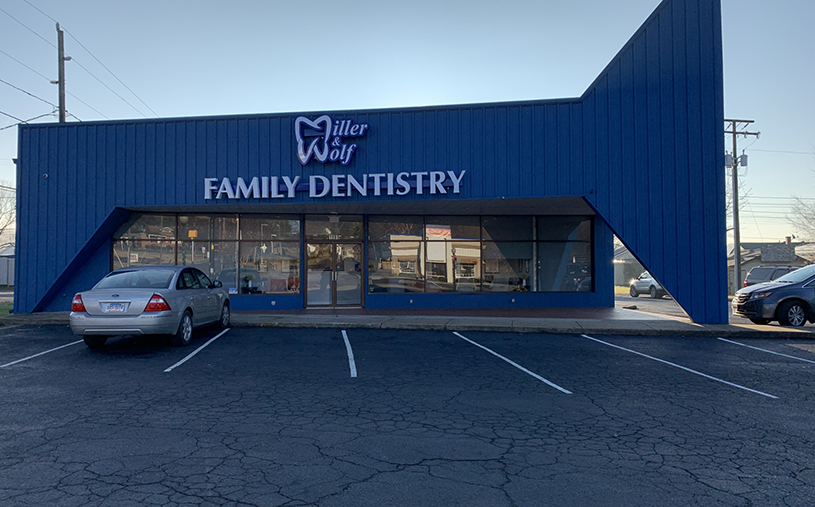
xmin=305 ymin=240 xmax=364 ymax=308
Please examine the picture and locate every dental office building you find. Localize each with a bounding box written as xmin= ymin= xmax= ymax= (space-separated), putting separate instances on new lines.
xmin=14 ymin=0 xmax=729 ymax=324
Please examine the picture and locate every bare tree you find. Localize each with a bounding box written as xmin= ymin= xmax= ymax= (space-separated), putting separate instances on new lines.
xmin=789 ymin=196 xmax=815 ymax=241
xmin=0 ymin=181 xmax=15 ymax=249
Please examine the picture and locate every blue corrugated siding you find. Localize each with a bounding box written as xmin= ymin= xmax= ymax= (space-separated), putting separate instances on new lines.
xmin=15 ymin=0 xmax=726 ymax=323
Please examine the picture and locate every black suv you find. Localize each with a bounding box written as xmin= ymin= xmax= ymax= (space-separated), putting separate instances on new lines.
xmin=743 ymin=265 xmax=798 ymax=287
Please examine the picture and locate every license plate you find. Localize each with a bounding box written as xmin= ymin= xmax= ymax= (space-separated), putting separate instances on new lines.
xmin=105 ymin=302 xmax=126 ymax=312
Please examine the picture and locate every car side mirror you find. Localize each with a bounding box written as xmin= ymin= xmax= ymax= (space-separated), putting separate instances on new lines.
xmin=212 ymin=281 xmax=223 ymax=288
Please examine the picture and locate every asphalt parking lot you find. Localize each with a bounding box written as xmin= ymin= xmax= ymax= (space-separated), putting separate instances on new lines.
xmin=2 ymin=324 xmax=815 ymax=506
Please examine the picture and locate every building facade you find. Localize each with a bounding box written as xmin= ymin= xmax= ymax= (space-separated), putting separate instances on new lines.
xmin=15 ymin=0 xmax=728 ymax=323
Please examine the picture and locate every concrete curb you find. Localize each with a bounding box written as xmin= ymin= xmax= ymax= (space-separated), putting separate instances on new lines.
xmin=1 ymin=312 xmax=814 ymax=339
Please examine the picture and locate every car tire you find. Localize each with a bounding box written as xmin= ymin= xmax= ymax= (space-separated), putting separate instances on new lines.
xmin=650 ymin=286 xmax=661 ymax=299
xmin=83 ymin=336 xmax=107 ymax=349
xmin=777 ymin=300 xmax=808 ymax=327
xmin=749 ymin=318 xmax=770 ymax=325
xmin=171 ymin=310 xmax=194 ymax=346
xmin=217 ymin=302 xmax=230 ymax=330
xmin=630 ymin=286 xmax=639 ymax=298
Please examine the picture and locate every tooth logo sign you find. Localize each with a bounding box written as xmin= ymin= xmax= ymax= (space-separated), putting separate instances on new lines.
xmin=295 ymin=115 xmax=369 ymax=166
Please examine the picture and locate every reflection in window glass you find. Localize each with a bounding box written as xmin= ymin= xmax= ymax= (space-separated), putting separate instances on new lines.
xmin=425 ymin=216 xmax=480 ymax=241
xmin=482 ymin=217 xmax=533 ymax=241
xmin=178 ymin=215 xmax=211 ymax=241
xmin=240 ymin=242 xmax=300 ymax=294
xmin=210 ymin=242 xmax=239 ymax=293
xmin=368 ymin=216 xmax=423 ymax=241
xmin=177 ymin=241 xmax=212 ymax=274
xmin=537 ymin=242 xmax=592 ymax=292
xmin=425 ymin=240 xmax=481 ymax=293
xmin=368 ymin=241 xmax=424 ymax=293
xmin=305 ymin=215 xmax=363 ymax=240
xmin=241 ymin=215 xmax=300 ymax=241
xmin=482 ymin=242 xmax=533 ymax=292
xmin=537 ymin=216 xmax=592 ymax=242
xmin=112 ymin=240 xmax=176 ymax=269
xmin=114 ymin=214 xmax=176 ymax=240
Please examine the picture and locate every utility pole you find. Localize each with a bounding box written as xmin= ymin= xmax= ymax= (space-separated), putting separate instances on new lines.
xmin=724 ymin=119 xmax=760 ymax=295
xmin=54 ymin=23 xmax=71 ymax=122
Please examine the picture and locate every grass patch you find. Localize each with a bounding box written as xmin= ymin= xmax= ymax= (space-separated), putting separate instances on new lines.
xmin=614 ymin=285 xmax=631 ymax=296
xmin=0 ymin=301 xmax=12 ymax=315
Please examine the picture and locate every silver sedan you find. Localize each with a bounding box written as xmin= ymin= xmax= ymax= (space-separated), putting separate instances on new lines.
xmin=70 ymin=266 xmax=230 ymax=348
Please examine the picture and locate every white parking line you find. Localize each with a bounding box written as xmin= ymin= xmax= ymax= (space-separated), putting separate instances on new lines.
xmin=453 ymin=332 xmax=572 ymax=394
xmin=164 ymin=329 xmax=230 ymax=373
xmin=1 ymin=340 xmax=84 ymax=368
xmin=581 ymin=334 xmax=778 ymax=399
xmin=341 ymin=330 xmax=358 ymax=378
xmin=718 ymin=337 xmax=815 ymax=365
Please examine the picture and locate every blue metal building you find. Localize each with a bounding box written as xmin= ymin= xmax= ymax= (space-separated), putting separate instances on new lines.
xmin=14 ymin=0 xmax=728 ymax=324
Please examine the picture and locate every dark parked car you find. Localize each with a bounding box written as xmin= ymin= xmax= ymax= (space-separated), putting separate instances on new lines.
xmin=732 ymin=264 xmax=815 ymax=326
xmin=743 ymin=265 xmax=798 ymax=287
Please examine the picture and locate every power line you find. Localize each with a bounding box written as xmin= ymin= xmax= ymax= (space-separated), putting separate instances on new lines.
xmin=0 ymin=48 xmax=51 ymax=81
xmin=63 ymin=29 xmax=158 ymax=117
xmin=0 ymin=110 xmax=56 ymax=131
xmin=0 ymin=77 xmax=58 ymax=108
xmin=0 ymin=110 xmax=25 ymax=123
xmin=747 ymin=149 xmax=814 ymax=155
xmin=20 ymin=0 xmax=158 ymax=118
xmin=0 ymin=5 xmax=54 ymax=48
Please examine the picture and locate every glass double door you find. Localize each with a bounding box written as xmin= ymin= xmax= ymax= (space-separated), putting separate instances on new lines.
xmin=306 ymin=242 xmax=363 ymax=307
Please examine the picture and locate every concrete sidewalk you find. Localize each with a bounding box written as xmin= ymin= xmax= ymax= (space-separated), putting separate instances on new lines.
xmin=1 ymin=307 xmax=814 ymax=339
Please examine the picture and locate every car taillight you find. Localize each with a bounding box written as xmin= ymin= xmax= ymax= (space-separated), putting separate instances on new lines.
xmin=144 ymin=294 xmax=171 ymax=312
xmin=71 ymin=294 xmax=86 ymax=313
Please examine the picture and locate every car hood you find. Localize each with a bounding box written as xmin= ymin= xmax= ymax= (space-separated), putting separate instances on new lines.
xmin=736 ymin=281 xmax=794 ymax=295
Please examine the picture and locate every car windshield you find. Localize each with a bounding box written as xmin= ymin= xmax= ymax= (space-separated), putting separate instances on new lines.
xmin=95 ymin=270 xmax=174 ymax=289
xmin=773 ymin=264 xmax=815 ymax=284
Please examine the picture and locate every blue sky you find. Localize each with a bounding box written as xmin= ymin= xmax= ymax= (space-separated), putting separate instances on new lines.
xmin=1 ymin=0 xmax=813 ymax=242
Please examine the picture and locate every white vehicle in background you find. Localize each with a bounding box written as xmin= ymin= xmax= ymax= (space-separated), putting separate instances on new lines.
xmin=629 ymin=271 xmax=666 ymax=299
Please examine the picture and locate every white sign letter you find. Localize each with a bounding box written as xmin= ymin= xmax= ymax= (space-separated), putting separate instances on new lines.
xmin=310 ymin=175 xmax=330 ymax=197
xmin=204 ymin=178 xmax=218 ymax=200
xmin=447 ymin=170 xmax=466 ymax=194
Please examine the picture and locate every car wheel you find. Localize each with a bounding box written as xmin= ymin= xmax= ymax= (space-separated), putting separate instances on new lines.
xmin=83 ymin=336 xmax=107 ymax=349
xmin=218 ymin=302 xmax=230 ymax=330
xmin=749 ymin=318 xmax=770 ymax=325
xmin=171 ymin=310 xmax=193 ymax=346
xmin=650 ymin=286 xmax=661 ymax=299
xmin=777 ymin=301 xmax=807 ymax=327
xmin=630 ymin=286 xmax=639 ymax=298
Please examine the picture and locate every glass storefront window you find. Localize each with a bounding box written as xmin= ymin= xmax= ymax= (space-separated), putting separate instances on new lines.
xmin=176 ymin=241 xmax=212 ymax=274
xmin=178 ymin=215 xmax=211 ymax=241
xmin=240 ymin=242 xmax=300 ymax=294
xmin=482 ymin=216 xmax=533 ymax=241
xmin=305 ymin=215 xmax=363 ymax=240
xmin=368 ymin=216 xmax=423 ymax=241
xmin=114 ymin=214 xmax=176 ymax=240
xmin=425 ymin=216 xmax=480 ymax=241
xmin=112 ymin=240 xmax=176 ymax=269
xmin=537 ymin=241 xmax=592 ymax=292
xmin=482 ymin=242 xmax=533 ymax=292
xmin=425 ymin=240 xmax=481 ymax=292
xmin=537 ymin=216 xmax=592 ymax=242
xmin=241 ymin=215 xmax=300 ymax=241
xmin=210 ymin=241 xmax=239 ymax=293
xmin=368 ymin=241 xmax=424 ymax=293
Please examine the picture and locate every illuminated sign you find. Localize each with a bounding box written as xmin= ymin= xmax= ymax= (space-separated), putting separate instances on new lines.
xmin=203 ymin=114 xmax=467 ymax=200
xmin=295 ymin=115 xmax=368 ymax=166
